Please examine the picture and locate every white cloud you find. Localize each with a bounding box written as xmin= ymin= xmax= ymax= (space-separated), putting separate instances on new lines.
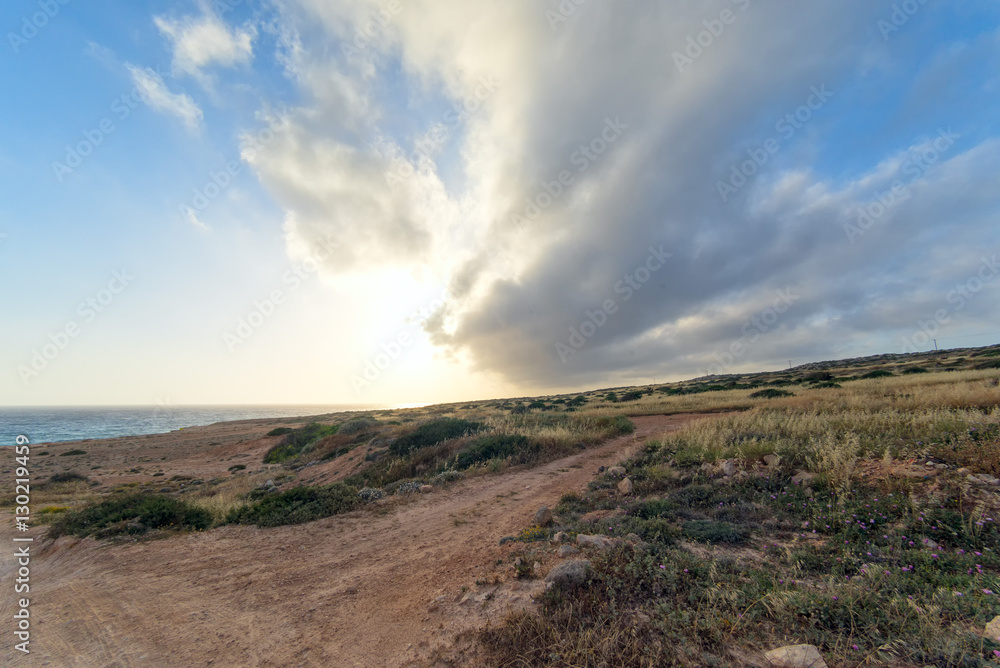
xmin=127 ymin=65 xmax=203 ymax=131
xmin=154 ymin=2 xmax=255 ymax=81
xmin=242 ymin=0 xmax=1000 ymax=391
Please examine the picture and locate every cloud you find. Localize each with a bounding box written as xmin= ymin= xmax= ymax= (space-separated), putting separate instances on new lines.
xmin=127 ymin=65 xmax=203 ymax=131
xmin=154 ymin=1 xmax=255 ymax=81
xmin=245 ymin=0 xmax=1000 ymax=391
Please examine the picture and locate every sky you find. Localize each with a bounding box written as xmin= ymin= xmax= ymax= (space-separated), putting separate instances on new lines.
xmin=1 ymin=0 xmax=999 ymax=407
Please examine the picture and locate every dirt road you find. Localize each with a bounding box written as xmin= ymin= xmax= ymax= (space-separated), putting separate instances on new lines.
xmin=0 ymin=413 xmax=714 ymax=667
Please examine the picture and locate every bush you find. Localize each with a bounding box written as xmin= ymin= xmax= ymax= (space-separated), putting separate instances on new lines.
xmin=453 ymin=434 xmax=540 ymax=469
xmin=619 ymin=391 xmax=643 ymax=402
xmin=680 ymin=520 xmax=749 ymax=545
xmin=585 ymin=415 xmax=635 ymax=437
xmin=528 ymin=400 xmax=547 ymax=409
xmin=266 ymin=427 xmax=293 ymax=436
xmin=263 ymin=422 xmax=339 ymax=463
xmin=389 ymin=418 xmax=481 ymax=456
xmin=749 ymin=388 xmax=794 ymax=399
xmin=226 ymin=483 xmax=359 ymax=527
xmin=50 ymin=493 xmax=212 ymax=539
xmin=47 ymin=472 xmax=90 ymax=484
xmin=228 ymin=464 xmax=247 ymax=472
xmin=338 ymin=417 xmax=380 ymax=435
xmin=59 ymin=449 xmax=87 ymax=456
xmin=902 ymin=367 xmax=928 ymax=375
xmin=860 ymin=369 xmax=893 ymax=379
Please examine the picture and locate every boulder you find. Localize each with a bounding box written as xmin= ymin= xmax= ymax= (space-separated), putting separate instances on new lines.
xmin=576 ymin=534 xmax=614 ymax=550
xmin=544 ymin=559 xmax=590 ymax=587
xmin=618 ymin=477 xmax=634 ymax=494
xmin=764 ymin=644 xmax=829 ymax=668
xmin=419 ymin=485 xmax=434 ymax=493
xmin=558 ymin=544 xmax=580 ymax=557
xmin=721 ymin=460 xmax=737 ymax=477
xmin=551 ymin=531 xmax=567 ymax=544
xmin=534 ymin=506 xmax=554 ymax=526
xmin=984 ymin=615 xmax=1000 ymax=641
xmin=791 ymin=470 xmax=817 ymax=485
xmin=763 ymin=454 xmax=781 ymax=467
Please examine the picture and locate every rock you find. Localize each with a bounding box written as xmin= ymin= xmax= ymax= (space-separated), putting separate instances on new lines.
xmin=265 ymin=479 xmax=275 ymax=488
xmin=532 ymin=561 xmax=542 ymax=575
xmin=957 ymin=467 xmax=970 ymax=475
xmin=721 ymin=460 xmax=737 ymax=477
xmin=576 ymin=534 xmax=614 ymax=550
xmin=923 ymin=538 xmax=940 ymax=549
xmin=544 ymin=559 xmax=590 ymax=587
xmin=975 ymin=473 xmax=1000 ymax=486
xmin=936 ymin=463 xmax=948 ymax=470
xmin=618 ymin=477 xmax=634 ymax=494
xmin=791 ymin=470 xmax=817 ymax=485
xmin=607 ymin=466 xmax=627 ymax=477
xmin=763 ymin=454 xmax=781 ymax=467
xmin=804 ymin=487 xmax=814 ymax=497
xmin=581 ymin=508 xmax=625 ymax=524
xmin=552 ymin=531 xmax=567 ymax=544
xmin=984 ymin=615 xmax=1000 ymax=641
xmin=534 ymin=506 xmax=554 ymax=526
xmin=700 ymin=462 xmax=719 ymax=475
xmin=764 ymin=644 xmax=829 ymax=668
xmin=558 ymin=544 xmax=580 ymax=557
xmin=419 ymin=485 xmax=434 ymax=493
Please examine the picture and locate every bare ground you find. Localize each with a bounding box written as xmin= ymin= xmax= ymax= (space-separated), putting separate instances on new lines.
xmin=0 ymin=413 xmax=716 ymax=667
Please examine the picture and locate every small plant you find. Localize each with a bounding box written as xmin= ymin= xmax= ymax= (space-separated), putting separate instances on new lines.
xmin=227 ymin=483 xmax=359 ymax=527
xmin=860 ymin=369 xmax=894 ymax=379
xmin=902 ymin=367 xmax=928 ymax=374
xmin=619 ymin=390 xmax=643 ymax=402
xmin=266 ymin=427 xmax=293 ymax=437
xmin=228 ymin=464 xmax=247 ymax=472
xmin=47 ymin=472 xmax=90 ymax=484
xmin=516 ymin=525 xmax=550 ymax=542
xmin=59 ymin=449 xmax=87 ymax=456
xmin=50 ymin=493 xmax=212 ymax=539
xmin=681 ymin=519 xmax=749 ymax=544
xmin=749 ymin=388 xmax=794 ymax=399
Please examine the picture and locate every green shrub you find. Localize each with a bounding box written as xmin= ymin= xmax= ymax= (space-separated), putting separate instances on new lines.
xmin=749 ymin=388 xmax=794 ymax=399
xmin=50 ymin=493 xmax=212 ymax=539
xmin=902 ymin=367 xmax=928 ymax=375
xmin=452 ymin=434 xmax=540 ymax=469
xmin=47 ymin=472 xmax=90 ymax=484
xmin=860 ymin=369 xmax=893 ymax=379
xmin=680 ymin=520 xmax=749 ymax=544
xmin=226 ymin=483 xmax=359 ymax=527
xmin=619 ymin=390 xmax=643 ymax=402
xmin=266 ymin=427 xmax=293 ymax=436
xmin=389 ymin=418 xmax=481 ymax=456
xmin=584 ymin=415 xmax=635 ymax=437
xmin=263 ymin=422 xmax=339 ymax=463
xmin=59 ymin=449 xmax=87 ymax=456
xmin=338 ymin=416 xmax=380 ymax=435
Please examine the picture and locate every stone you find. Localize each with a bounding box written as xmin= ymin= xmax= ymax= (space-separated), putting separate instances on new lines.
xmin=552 ymin=531 xmax=567 ymax=544
xmin=957 ymin=467 xmax=970 ymax=475
xmin=576 ymin=534 xmax=614 ymax=550
xmin=419 ymin=485 xmax=434 ymax=493
xmin=791 ymin=470 xmax=817 ymax=485
xmin=983 ymin=615 xmax=1000 ymax=641
xmin=558 ymin=544 xmax=580 ymax=557
xmin=618 ymin=477 xmax=634 ymax=494
xmin=700 ymin=462 xmax=719 ymax=475
xmin=265 ymin=479 xmax=275 ymax=488
xmin=936 ymin=463 xmax=948 ymax=470
xmin=721 ymin=460 xmax=737 ymax=477
xmin=763 ymin=454 xmax=781 ymax=467
xmin=975 ymin=473 xmax=1000 ymax=486
xmin=607 ymin=466 xmax=627 ymax=477
xmin=544 ymin=559 xmax=590 ymax=587
xmin=534 ymin=506 xmax=554 ymax=526
xmin=764 ymin=644 xmax=829 ymax=668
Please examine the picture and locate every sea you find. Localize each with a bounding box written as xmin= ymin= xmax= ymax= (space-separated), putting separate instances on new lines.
xmin=0 ymin=405 xmax=382 ymax=446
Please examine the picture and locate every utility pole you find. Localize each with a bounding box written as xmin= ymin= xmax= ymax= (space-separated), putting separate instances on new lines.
xmin=933 ymin=339 xmax=938 ymax=351
xmin=788 ymin=360 xmax=792 ymax=370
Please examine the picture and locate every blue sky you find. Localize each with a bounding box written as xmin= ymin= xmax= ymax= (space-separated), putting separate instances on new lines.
xmin=1 ymin=0 xmax=998 ymax=406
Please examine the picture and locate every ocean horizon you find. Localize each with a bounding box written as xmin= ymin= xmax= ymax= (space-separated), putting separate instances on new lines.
xmin=0 ymin=404 xmax=385 ymax=446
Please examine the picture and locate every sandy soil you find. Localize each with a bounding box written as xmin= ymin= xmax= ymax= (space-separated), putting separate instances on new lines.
xmin=0 ymin=413 xmax=717 ymax=667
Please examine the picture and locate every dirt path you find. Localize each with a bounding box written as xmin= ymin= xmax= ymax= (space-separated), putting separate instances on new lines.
xmin=0 ymin=413 xmax=715 ymax=668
